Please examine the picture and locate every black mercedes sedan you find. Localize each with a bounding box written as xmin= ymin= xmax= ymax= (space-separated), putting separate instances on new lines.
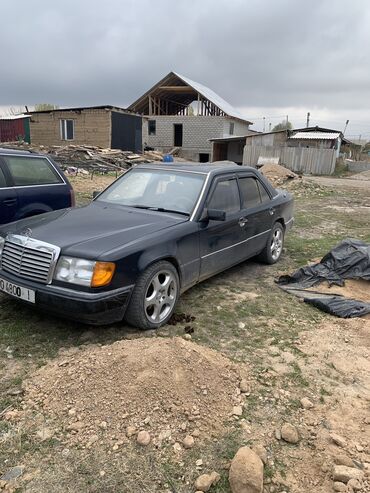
xmin=0 ymin=163 xmax=293 ymax=329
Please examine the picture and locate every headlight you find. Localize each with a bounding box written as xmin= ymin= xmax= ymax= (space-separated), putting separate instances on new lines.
xmin=54 ymin=256 xmax=115 ymax=287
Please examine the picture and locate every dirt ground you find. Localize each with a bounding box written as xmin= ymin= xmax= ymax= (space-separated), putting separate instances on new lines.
xmin=307 ymin=175 xmax=370 ymax=190
xmin=0 ymin=174 xmax=369 ymax=493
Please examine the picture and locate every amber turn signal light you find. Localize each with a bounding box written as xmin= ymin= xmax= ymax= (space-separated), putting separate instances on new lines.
xmin=91 ymin=262 xmax=116 ymax=287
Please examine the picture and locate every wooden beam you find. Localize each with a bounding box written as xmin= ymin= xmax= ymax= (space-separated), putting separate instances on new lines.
xmin=158 ymin=86 xmax=196 ymax=93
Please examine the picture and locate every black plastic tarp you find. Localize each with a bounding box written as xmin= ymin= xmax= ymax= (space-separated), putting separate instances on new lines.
xmin=277 ymin=239 xmax=370 ymax=318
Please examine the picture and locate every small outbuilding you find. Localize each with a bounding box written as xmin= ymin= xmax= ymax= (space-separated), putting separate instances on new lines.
xmin=210 ymin=130 xmax=287 ymax=164
xmin=0 ymin=114 xmax=31 ymax=144
xmin=28 ymin=105 xmax=142 ymax=152
xmin=287 ymin=126 xmax=347 ymax=157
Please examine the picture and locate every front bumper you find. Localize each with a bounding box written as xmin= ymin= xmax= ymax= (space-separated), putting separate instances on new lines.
xmin=0 ymin=270 xmax=133 ymax=325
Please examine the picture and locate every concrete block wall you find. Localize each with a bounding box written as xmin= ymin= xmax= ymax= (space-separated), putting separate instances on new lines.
xmin=143 ymin=116 xmax=235 ymax=157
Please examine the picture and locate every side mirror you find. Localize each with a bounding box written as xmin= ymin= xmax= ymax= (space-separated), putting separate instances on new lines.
xmin=207 ymin=208 xmax=226 ymax=221
xmin=92 ymin=191 xmax=101 ymax=199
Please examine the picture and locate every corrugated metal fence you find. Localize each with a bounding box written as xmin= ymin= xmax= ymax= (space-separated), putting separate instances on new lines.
xmin=243 ymin=145 xmax=337 ymax=175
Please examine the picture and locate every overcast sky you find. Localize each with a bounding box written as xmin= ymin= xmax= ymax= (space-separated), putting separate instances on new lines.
xmin=1 ymin=0 xmax=370 ymax=139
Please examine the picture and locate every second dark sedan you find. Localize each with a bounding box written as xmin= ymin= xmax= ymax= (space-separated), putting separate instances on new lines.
xmin=0 ymin=163 xmax=293 ymax=329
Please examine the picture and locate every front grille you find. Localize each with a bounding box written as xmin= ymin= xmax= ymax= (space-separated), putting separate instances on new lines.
xmin=1 ymin=236 xmax=60 ymax=284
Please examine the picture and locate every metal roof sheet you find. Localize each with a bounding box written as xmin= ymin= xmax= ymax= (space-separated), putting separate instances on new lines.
xmin=0 ymin=114 xmax=30 ymax=120
xmin=128 ymin=72 xmax=252 ymax=124
xmin=27 ymin=105 xmax=131 ymax=114
xmin=173 ymin=72 xmax=249 ymax=122
xmin=290 ymin=131 xmax=341 ymax=140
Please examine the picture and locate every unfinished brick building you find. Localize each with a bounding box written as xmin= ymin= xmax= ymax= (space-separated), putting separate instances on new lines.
xmin=128 ymin=72 xmax=253 ymax=162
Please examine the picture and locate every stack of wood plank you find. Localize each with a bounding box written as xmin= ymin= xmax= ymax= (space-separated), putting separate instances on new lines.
xmin=0 ymin=142 xmax=165 ymax=172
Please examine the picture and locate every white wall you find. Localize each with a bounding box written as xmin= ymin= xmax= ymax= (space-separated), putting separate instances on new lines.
xmin=142 ymin=115 xmax=250 ymax=160
xmin=222 ymin=119 xmax=251 ymax=137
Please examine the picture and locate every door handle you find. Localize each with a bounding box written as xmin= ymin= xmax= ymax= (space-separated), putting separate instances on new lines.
xmin=3 ymin=199 xmax=16 ymax=206
xmin=238 ymin=217 xmax=248 ymax=227
xmin=269 ymin=208 xmax=275 ymax=216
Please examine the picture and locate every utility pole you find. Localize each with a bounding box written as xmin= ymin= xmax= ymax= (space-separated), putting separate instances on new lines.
xmin=306 ymin=112 xmax=310 ymax=128
xmin=343 ymin=120 xmax=349 ymax=135
xmin=286 ymin=115 xmax=289 ymax=128
xmin=269 ymin=122 xmax=272 ymax=132
xmin=263 ymin=117 xmax=266 ymax=133
xmin=359 ymin=134 xmax=362 ymax=144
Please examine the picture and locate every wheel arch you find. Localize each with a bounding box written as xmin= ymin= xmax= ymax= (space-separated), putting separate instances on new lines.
xmin=275 ymin=217 xmax=286 ymax=230
xmin=139 ymin=254 xmax=183 ymax=286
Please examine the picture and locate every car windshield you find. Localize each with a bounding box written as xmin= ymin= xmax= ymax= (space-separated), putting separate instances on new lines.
xmin=97 ymin=168 xmax=205 ymax=215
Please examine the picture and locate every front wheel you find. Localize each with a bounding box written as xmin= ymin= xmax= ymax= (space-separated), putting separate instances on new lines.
xmin=125 ymin=261 xmax=180 ymax=330
xmin=258 ymin=222 xmax=284 ymax=264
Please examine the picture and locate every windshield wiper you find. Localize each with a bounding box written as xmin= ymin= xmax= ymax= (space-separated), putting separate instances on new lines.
xmin=131 ymin=205 xmax=189 ymax=216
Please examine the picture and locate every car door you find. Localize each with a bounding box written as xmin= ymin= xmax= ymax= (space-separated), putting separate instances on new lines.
xmin=3 ymin=155 xmax=69 ymax=219
xmin=199 ymin=175 xmax=248 ymax=280
xmin=0 ymin=160 xmax=18 ymax=224
xmin=237 ymin=174 xmax=275 ymax=256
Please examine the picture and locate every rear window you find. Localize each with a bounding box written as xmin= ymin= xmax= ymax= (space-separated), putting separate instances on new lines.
xmin=257 ymin=181 xmax=271 ymax=202
xmin=4 ymin=156 xmax=63 ymax=186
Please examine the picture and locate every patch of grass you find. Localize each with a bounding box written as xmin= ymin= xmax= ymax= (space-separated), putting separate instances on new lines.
xmin=264 ymin=463 xmax=274 ymax=480
xmin=287 ymin=362 xmax=309 ymax=388
xmin=320 ymin=386 xmax=332 ymax=396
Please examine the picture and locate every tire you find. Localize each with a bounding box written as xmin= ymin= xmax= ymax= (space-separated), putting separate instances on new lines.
xmin=258 ymin=222 xmax=284 ymax=264
xmin=125 ymin=261 xmax=180 ymax=330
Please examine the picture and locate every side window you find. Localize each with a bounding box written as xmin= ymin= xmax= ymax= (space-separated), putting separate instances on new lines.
xmin=257 ymin=180 xmax=271 ymax=203
xmin=0 ymin=167 xmax=7 ymax=188
xmin=60 ymin=119 xmax=75 ymax=140
xmin=4 ymin=157 xmax=63 ymax=186
xmin=148 ymin=120 xmax=156 ymax=135
xmin=239 ymin=177 xmax=262 ymax=209
xmin=208 ymin=178 xmax=240 ymax=213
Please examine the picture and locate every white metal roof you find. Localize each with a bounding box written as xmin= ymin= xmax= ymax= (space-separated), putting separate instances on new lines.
xmin=173 ymin=72 xmax=249 ymax=122
xmin=290 ymin=131 xmax=341 ymax=140
xmin=0 ymin=114 xmax=30 ymax=120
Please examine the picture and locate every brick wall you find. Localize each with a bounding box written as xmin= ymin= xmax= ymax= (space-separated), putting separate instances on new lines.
xmin=30 ymin=108 xmax=111 ymax=148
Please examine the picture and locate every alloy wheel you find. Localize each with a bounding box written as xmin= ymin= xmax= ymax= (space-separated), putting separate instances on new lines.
xmin=144 ymin=270 xmax=177 ymax=323
xmin=270 ymin=228 xmax=283 ymax=261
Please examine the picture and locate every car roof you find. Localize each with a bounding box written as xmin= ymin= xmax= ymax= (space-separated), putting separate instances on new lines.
xmin=0 ymin=148 xmax=33 ymax=155
xmin=136 ymin=161 xmax=259 ymax=175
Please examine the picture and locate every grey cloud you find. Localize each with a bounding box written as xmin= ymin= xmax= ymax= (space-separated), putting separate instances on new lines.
xmin=1 ymin=0 xmax=370 ymax=135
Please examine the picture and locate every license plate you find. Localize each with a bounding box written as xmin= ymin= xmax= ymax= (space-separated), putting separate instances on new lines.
xmin=0 ymin=277 xmax=35 ymax=303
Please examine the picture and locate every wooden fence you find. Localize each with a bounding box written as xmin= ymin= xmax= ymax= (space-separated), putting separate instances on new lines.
xmin=243 ymin=145 xmax=337 ymax=175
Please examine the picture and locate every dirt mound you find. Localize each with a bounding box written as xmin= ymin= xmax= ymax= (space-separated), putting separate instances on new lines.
xmin=259 ymin=163 xmax=298 ymax=186
xmin=23 ymin=337 xmax=247 ymax=448
xmin=307 ymin=279 xmax=370 ymax=303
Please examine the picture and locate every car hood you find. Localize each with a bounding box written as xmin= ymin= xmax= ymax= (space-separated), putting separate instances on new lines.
xmin=0 ymin=202 xmax=187 ymax=258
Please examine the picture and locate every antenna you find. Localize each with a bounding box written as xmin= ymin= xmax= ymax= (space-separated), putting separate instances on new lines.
xmin=306 ymin=112 xmax=310 ymax=128
xmin=343 ymin=120 xmax=349 ymax=135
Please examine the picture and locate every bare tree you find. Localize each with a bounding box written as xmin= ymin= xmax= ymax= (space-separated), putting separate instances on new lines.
xmin=34 ymin=103 xmax=59 ymax=111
